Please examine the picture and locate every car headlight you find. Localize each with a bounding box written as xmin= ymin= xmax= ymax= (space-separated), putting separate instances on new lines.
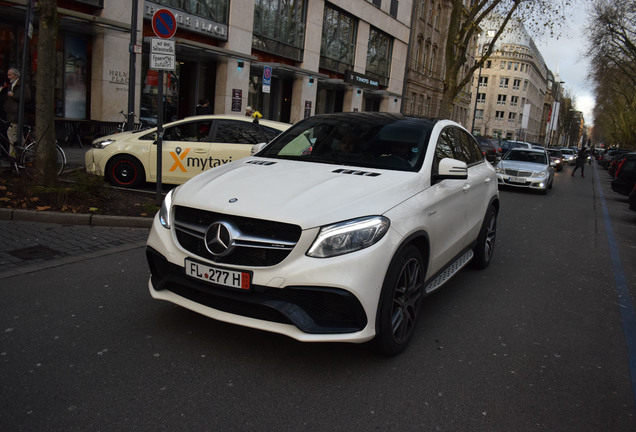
xmin=92 ymin=139 xmax=116 ymax=149
xmin=159 ymin=187 xmax=178 ymax=229
xmin=531 ymin=171 xmax=547 ymax=178
xmin=307 ymin=216 xmax=390 ymax=258
xmin=495 ymin=166 xmax=504 ymax=174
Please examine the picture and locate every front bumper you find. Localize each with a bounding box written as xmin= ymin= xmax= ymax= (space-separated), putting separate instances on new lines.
xmin=146 ymin=213 xmax=395 ymax=343
xmin=497 ymin=173 xmax=549 ymax=190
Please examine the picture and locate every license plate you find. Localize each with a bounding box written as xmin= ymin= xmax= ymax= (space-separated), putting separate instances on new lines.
xmin=185 ymin=258 xmax=252 ymax=291
xmin=508 ymin=176 xmax=526 ymax=183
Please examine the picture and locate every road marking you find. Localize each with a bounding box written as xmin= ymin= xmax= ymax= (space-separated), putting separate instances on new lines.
xmin=593 ymin=162 xmax=636 ymax=410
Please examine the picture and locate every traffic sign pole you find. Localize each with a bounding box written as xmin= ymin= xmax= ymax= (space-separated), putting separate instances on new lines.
xmin=150 ymin=8 xmax=177 ymax=205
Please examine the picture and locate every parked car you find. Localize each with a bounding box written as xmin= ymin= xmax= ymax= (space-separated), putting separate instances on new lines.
xmin=146 ymin=112 xmax=500 ymax=355
xmin=608 ymin=151 xmax=633 ymax=177
xmin=495 ymin=147 xmax=554 ymax=194
xmin=547 ymin=148 xmax=564 ymax=172
xmin=560 ymin=148 xmax=576 ymax=165
xmin=611 ymin=152 xmax=636 ymax=195
xmin=629 ymin=184 xmax=636 ymax=211
xmin=599 ymin=149 xmax=629 ymax=169
xmin=475 ymin=136 xmax=501 ymax=163
xmin=85 ymin=115 xmax=291 ymax=187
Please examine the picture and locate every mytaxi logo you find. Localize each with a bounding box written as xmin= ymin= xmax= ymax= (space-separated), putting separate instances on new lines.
xmin=169 ymin=147 xmax=191 ymax=172
xmin=169 ymin=147 xmax=234 ymax=172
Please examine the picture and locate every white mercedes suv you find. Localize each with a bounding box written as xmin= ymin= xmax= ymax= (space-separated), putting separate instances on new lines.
xmin=146 ymin=112 xmax=500 ymax=355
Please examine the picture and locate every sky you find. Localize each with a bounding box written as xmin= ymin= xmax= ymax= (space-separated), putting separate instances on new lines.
xmin=535 ymin=1 xmax=595 ymax=125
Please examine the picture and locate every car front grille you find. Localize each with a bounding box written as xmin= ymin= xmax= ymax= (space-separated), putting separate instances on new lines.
xmin=504 ymin=169 xmax=533 ymax=177
xmin=173 ymin=205 xmax=302 ymax=267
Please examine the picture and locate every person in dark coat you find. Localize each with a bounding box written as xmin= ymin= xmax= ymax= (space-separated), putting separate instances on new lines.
xmin=571 ymin=147 xmax=587 ymax=178
xmin=196 ymin=99 xmax=212 ymax=115
xmin=3 ymin=68 xmax=31 ymax=156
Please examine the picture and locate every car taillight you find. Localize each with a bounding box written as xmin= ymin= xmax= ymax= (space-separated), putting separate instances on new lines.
xmin=615 ymin=159 xmax=627 ymax=178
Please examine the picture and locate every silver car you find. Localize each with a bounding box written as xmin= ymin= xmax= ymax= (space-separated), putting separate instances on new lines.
xmin=560 ymin=148 xmax=576 ymax=165
xmin=496 ymin=148 xmax=554 ymax=194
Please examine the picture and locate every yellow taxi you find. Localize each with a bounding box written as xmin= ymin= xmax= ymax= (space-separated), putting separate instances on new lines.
xmin=85 ymin=115 xmax=290 ymax=187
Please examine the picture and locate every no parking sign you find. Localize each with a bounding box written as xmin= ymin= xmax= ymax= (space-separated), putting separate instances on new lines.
xmin=263 ymin=66 xmax=271 ymax=94
xmin=152 ymin=8 xmax=177 ymax=39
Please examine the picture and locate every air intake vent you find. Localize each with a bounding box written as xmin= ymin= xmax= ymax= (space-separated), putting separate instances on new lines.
xmin=246 ymin=160 xmax=276 ymax=166
xmin=332 ymin=168 xmax=381 ymax=177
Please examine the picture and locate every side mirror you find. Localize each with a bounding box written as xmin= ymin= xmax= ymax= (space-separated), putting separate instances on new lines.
xmin=434 ymin=158 xmax=468 ymax=182
xmin=251 ymin=142 xmax=268 ymax=155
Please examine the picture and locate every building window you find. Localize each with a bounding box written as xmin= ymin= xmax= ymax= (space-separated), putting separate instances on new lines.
xmin=478 ymin=76 xmax=488 ymax=87
xmin=510 ymin=96 xmax=519 ymax=106
xmin=477 ymin=93 xmax=486 ymax=103
xmin=320 ymin=5 xmax=357 ymax=73
xmin=419 ymin=0 xmax=426 ymax=20
xmin=367 ymin=27 xmax=393 ymax=79
xmin=523 ymin=80 xmax=529 ymax=91
xmin=390 ymin=0 xmax=398 ymax=17
xmin=155 ymin=0 xmax=228 ymax=23
xmin=495 ymin=111 xmax=504 ymax=120
xmin=499 ymin=77 xmax=509 ymax=88
xmin=513 ymin=79 xmax=521 ymax=90
xmin=508 ymin=112 xmax=517 ymax=123
xmin=475 ymin=109 xmax=483 ymax=120
xmin=497 ymin=94 xmax=507 ymax=105
xmin=253 ymin=0 xmax=306 ymax=61
xmin=486 ymin=60 xmax=492 ymax=69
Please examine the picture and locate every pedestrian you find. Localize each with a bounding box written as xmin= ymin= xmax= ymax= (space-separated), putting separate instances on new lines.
xmin=196 ymin=99 xmax=212 ymax=115
xmin=571 ymin=147 xmax=587 ymax=178
xmin=3 ymin=68 xmax=31 ymax=157
xmin=245 ymin=106 xmax=253 ymax=117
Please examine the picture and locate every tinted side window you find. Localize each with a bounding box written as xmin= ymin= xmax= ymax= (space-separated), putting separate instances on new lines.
xmin=215 ymin=120 xmax=263 ymax=144
xmin=435 ymin=128 xmax=455 ymax=161
xmin=454 ymin=128 xmax=483 ymax=165
xmin=261 ymin=125 xmax=283 ymax=142
xmin=163 ymin=121 xmax=212 ymax=142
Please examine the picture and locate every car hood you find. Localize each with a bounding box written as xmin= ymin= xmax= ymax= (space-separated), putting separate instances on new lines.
xmin=172 ymin=157 xmax=421 ymax=229
xmin=497 ymin=160 xmax=548 ymax=173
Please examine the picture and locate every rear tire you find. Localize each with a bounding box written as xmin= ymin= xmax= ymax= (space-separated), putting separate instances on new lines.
xmin=472 ymin=205 xmax=497 ymax=269
xmin=106 ymin=155 xmax=145 ymax=188
xmin=373 ymin=245 xmax=425 ymax=356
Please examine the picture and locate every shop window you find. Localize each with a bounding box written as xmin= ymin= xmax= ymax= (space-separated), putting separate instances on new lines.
xmin=154 ymin=0 xmax=228 ymax=23
xmin=63 ymin=35 xmax=89 ymax=120
xmin=320 ymin=5 xmax=357 ymax=73
xmin=253 ymin=0 xmax=306 ymax=61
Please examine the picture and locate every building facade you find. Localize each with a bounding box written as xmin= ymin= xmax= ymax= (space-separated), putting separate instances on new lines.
xmin=467 ymin=18 xmax=548 ymax=143
xmin=0 ymin=0 xmax=413 ymax=132
xmin=403 ymin=0 xmax=475 ymax=125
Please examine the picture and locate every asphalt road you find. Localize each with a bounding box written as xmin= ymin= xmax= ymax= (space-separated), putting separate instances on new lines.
xmin=1 ymin=162 xmax=634 ymax=431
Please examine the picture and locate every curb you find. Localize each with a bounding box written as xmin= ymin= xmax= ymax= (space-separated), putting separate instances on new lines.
xmin=0 ymin=207 xmax=153 ymax=228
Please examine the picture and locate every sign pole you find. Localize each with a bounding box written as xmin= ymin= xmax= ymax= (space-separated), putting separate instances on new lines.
xmin=156 ymin=71 xmax=164 ymax=205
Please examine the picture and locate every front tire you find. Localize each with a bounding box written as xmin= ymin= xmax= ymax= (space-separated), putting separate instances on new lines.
xmin=106 ymin=156 xmax=145 ymax=188
xmin=472 ymin=205 xmax=497 ymax=269
xmin=373 ymin=245 xmax=425 ymax=356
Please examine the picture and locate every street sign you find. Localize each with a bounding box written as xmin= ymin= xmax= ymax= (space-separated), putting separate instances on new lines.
xmin=152 ymin=8 xmax=177 ymax=39
xmin=263 ymin=66 xmax=272 ymax=94
xmin=150 ymin=38 xmax=175 ymax=71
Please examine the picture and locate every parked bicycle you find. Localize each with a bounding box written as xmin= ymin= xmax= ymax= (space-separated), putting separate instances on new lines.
xmin=116 ymin=110 xmax=135 ymax=133
xmin=0 ymin=119 xmax=66 ymax=176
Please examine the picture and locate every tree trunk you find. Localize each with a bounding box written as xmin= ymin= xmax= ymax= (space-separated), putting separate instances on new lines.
xmin=34 ymin=0 xmax=59 ymax=186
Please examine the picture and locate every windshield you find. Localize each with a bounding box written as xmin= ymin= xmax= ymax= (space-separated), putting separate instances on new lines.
xmin=257 ymin=114 xmax=434 ymax=171
xmin=504 ymin=150 xmax=547 ymax=164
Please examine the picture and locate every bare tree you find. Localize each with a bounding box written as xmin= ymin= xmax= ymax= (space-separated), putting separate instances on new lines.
xmin=587 ymin=0 xmax=636 ymax=148
xmin=439 ymin=0 xmax=573 ymax=118
xmin=34 ymin=0 xmax=59 ymax=185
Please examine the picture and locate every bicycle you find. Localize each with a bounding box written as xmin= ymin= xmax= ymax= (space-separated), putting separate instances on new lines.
xmin=0 ymin=119 xmax=66 ymax=176
xmin=116 ymin=110 xmax=135 ymax=133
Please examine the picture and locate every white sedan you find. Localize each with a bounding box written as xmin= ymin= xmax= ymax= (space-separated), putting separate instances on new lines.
xmin=85 ymin=115 xmax=290 ymax=187
xmin=496 ymin=147 xmax=554 ymax=193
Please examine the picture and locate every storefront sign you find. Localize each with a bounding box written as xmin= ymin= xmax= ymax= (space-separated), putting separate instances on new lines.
xmin=145 ymin=2 xmax=228 ymax=41
xmin=304 ymin=101 xmax=312 ymax=119
xmin=232 ymin=89 xmax=242 ymax=112
xmin=345 ymin=70 xmax=380 ymax=90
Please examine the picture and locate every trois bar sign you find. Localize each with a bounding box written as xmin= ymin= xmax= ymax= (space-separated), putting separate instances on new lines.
xmin=144 ymin=1 xmax=228 ymax=41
